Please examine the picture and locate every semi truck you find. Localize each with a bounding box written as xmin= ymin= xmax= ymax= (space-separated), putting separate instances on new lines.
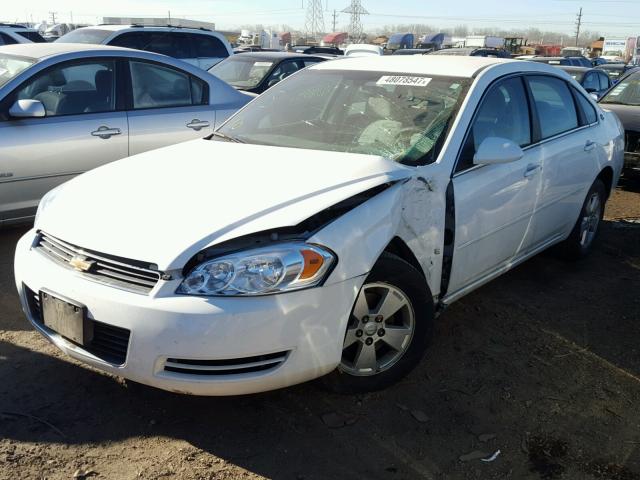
xmin=465 ymin=35 xmax=504 ymax=49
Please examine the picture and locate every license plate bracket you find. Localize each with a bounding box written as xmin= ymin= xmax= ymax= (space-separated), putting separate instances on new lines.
xmin=40 ymin=290 xmax=93 ymax=346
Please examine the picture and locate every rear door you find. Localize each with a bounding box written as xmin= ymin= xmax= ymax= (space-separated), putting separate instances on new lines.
xmin=0 ymin=58 xmax=127 ymax=223
xmin=448 ymin=76 xmax=542 ymax=294
xmin=125 ymin=59 xmax=214 ymax=156
xmin=522 ymin=75 xmax=596 ymax=248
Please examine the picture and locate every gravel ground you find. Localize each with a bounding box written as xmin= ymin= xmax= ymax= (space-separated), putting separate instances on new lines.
xmin=1 ymin=177 xmax=639 ymax=480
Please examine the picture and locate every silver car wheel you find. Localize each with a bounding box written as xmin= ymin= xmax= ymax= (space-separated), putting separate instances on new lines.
xmin=579 ymin=192 xmax=602 ymax=248
xmin=339 ymin=282 xmax=415 ymax=377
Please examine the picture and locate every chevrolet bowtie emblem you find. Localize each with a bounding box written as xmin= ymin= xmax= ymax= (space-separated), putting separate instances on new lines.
xmin=69 ymin=256 xmax=95 ymax=272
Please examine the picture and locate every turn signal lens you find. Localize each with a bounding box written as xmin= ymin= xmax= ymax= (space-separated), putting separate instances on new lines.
xmin=300 ymin=249 xmax=325 ymax=280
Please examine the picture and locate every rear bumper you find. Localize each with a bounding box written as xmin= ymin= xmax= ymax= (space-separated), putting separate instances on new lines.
xmin=15 ymin=229 xmax=364 ymax=395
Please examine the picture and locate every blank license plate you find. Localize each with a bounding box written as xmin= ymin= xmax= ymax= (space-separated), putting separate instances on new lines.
xmin=40 ymin=291 xmax=92 ymax=345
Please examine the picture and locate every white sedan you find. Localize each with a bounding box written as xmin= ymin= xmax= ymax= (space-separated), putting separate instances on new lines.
xmin=15 ymin=56 xmax=624 ymax=395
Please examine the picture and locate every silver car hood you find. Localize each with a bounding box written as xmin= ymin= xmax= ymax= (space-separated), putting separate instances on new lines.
xmin=36 ymin=139 xmax=412 ymax=270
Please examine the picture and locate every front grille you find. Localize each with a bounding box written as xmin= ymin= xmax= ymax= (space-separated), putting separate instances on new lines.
xmin=36 ymin=232 xmax=161 ymax=294
xmin=24 ymin=285 xmax=130 ymax=366
xmin=164 ymin=351 xmax=289 ymax=376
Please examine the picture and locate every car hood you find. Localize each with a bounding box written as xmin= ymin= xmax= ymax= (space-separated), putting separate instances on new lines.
xmin=37 ymin=140 xmax=412 ymax=270
xmin=602 ymin=103 xmax=640 ymax=132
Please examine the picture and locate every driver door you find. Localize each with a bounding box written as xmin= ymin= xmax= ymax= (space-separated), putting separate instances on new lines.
xmin=447 ymin=76 xmax=542 ymax=295
xmin=0 ymin=59 xmax=128 ymax=224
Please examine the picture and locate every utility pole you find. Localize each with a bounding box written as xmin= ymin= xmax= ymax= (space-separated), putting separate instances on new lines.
xmin=49 ymin=11 xmax=57 ymax=24
xmin=332 ymin=10 xmax=338 ymax=32
xmin=574 ymin=7 xmax=582 ymax=47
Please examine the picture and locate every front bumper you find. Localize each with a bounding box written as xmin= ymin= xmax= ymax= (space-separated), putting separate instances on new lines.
xmin=14 ymin=230 xmax=364 ymax=395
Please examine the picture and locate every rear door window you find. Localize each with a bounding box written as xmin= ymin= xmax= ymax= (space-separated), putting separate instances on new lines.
xmin=192 ymin=34 xmax=228 ymax=58
xmin=526 ymin=76 xmax=579 ymax=139
xmin=129 ymin=60 xmax=206 ymax=109
xmin=572 ymin=87 xmax=598 ymax=125
xmin=0 ymin=33 xmax=18 ymax=45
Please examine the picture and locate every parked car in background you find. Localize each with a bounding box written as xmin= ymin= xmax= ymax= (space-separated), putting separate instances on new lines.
xmin=429 ymin=47 xmax=510 ymax=58
xmin=15 ymin=56 xmax=623 ymax=396
xmin=290 ymin=45 xmax=343 ymax=56
xmin=0 ymin=43 xmax=249 ymax=225
xmin=558 ymin=66 xmax=612 ymax=99
xmin=596 ymin=62 xmax=640 ymax=84
xmin=234 ymin=46 xmax=280 ymax=54
xmin=344 ymin=44 xmax=383 ymax=57
xmin=56 ymin=25 xmax=233 ymax=70
xmin=0 ymin=24 xmax=46 ymax=44
xmin=528 ymin=56 xmax=593 ymax=68
xmin=599 ymin=70 xmax=640 ymax=173
xmin=209 ymin=52 xmax=326 ymax=95
xmin=591 ymin=57 xmax=608 ymax=67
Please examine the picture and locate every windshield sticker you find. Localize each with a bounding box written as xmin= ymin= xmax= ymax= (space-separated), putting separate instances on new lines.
xmin=254 ymin=62 xmax=273 ymax=67
xmin=377 ymin=76 xmax=432 ymax=87
xmin=450 ymin=83 xmax=461 ymax=90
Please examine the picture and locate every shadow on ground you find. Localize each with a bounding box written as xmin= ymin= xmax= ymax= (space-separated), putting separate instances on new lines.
xmin=1 ymin=221 xmax=639 ymax=479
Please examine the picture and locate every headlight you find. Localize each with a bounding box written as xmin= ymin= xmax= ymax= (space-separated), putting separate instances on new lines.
xmin=178 ymin=243 xmax=335 ymax=296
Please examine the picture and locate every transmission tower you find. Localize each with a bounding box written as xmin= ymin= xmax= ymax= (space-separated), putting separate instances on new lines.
xmin=342 ymin=1 xmax=368 ymax=43
xmin=304 ymin=0 xmax=325 ymax=41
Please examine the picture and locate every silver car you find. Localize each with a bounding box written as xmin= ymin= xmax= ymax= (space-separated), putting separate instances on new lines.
xmin=0 ymin=43 xmax=250 ymax=226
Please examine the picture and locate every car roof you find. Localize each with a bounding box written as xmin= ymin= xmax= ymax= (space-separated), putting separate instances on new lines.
xmin=230 ymin=51 xmax=322 ymax=61
xmin=310 ymin=55 xmax=514 ymax=78
xmin=78 ymin=24 xmax=216 ymax=33
xmin=0 ymin=43 xmax=139 ymax=60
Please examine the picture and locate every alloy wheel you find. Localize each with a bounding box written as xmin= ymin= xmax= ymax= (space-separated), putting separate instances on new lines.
xmin=579 ymin=192 xmax=602 ymax=248
xmin=339 ymin=282 xmax=415 ymax=377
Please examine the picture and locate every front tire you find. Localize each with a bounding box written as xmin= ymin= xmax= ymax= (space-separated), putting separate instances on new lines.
xmin=321 ymin=253 xmax=434 ymax=394
xmin=559 ymin=179 xmax=606 ymax=260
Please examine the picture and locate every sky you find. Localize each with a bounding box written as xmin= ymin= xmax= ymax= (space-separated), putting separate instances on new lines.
xmin=4 ymin=0 xmax=640 ymax=38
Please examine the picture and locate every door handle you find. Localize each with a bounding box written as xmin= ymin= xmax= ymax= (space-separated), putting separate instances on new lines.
xmin=584 ymin=140 xmax=596 ymax=152
xmin=524 ymin=164 xmax=542 ymax=178
xmin=91 ymin=126 xmax=121 ymax=139
xmin=186 ymin=119 xmax=211 ymax=131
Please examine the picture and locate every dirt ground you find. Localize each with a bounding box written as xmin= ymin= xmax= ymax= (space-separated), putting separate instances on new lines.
xmin=1 ymin=177 xmax=639 ymax=480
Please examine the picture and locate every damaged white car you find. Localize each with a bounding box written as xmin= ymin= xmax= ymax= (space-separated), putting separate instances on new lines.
xmin=15 ymin=56 xmax=624 ymax=395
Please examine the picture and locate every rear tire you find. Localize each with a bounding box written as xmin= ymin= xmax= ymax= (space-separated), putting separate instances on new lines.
xmin=321 ymin=252 xmax=434 ymax=394
xmin=558 ymin=179 xmax=606 ymax=260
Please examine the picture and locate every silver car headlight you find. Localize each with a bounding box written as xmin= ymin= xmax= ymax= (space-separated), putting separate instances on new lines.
xmin=177 ymin=243 xmax=336 ymax=296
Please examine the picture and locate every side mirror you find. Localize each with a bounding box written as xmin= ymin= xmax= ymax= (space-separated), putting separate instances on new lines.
xmin=9 ymin=99 xmax=45 ymax=118
xmin=473 ymin=137 xmax=524 ymax=166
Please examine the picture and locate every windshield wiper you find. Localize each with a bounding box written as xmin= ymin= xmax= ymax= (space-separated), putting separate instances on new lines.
xmin=207 ymin=131 xmax=245 ymax=143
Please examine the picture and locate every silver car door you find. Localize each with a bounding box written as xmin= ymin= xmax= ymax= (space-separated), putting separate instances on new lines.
xmin=125 ymin=59 xmax=215 ymax=156
xmin=447 ymin=76 xmax=542 ymax=296
xmin=0 ymin=59 xmax=128 ymax=224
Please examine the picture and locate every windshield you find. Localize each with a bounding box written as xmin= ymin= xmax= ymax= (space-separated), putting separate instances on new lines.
xmin=599 ymin=65 xmax=623 ymax=78
xmin=56 ymin=28 xmax=112 ymax=44
xmin=209 ymin=57 xmax=274 ymax=89
xmin=600 ymin=73 xmax=640 ymax=105
xmin=0 ymin=54 xmax=36 ymax=88
xmin=218 ymin=69 xmax=470 ymax=166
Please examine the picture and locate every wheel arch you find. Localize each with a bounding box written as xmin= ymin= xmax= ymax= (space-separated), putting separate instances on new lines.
xmin=382 ymin=236 xmax=426 ymax=279
xmin=596 ymin=166 xmax=614 ymax=199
